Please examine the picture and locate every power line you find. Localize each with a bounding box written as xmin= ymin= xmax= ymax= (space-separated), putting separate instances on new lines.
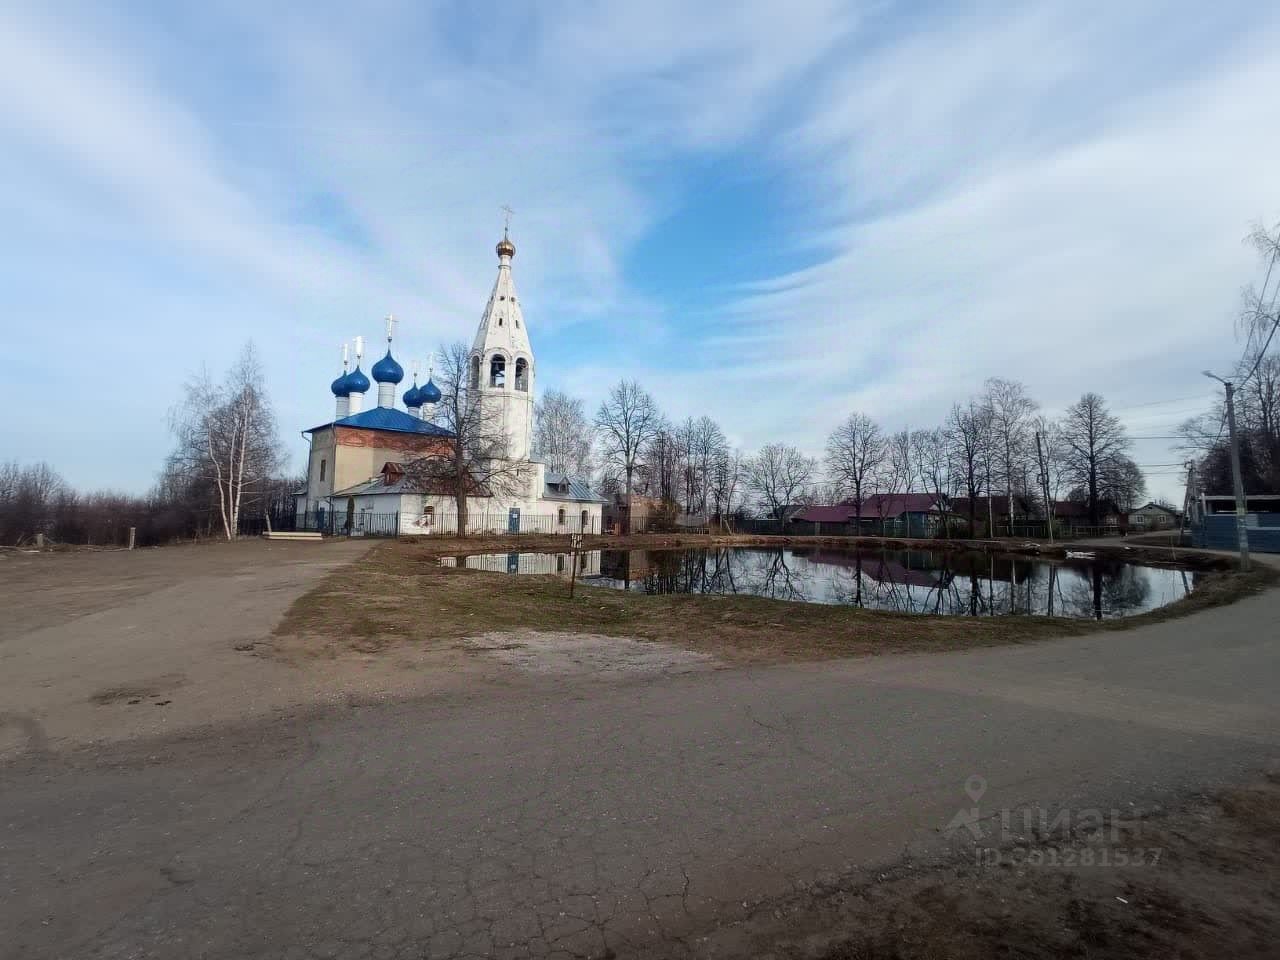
xmin=1111 ymin=393 xmax=1216 ymax=411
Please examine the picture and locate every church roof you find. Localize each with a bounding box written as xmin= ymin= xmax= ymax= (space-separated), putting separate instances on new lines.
xmin=307 ymin=406 xmax=455 ymax=437
xmin=542 ymin=472 xmax=608 ymax=503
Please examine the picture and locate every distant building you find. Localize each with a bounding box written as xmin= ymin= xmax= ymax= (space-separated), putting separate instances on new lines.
xmin=1127 ymin=501 xmax=1181 ymax=530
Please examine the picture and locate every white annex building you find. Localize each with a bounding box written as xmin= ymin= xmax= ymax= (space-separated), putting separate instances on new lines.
xmin=294 ymin=228 xmax=605 ymax=536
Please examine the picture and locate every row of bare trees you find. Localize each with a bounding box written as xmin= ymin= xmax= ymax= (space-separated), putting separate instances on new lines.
xmin=823 ymin=382 xmax=1147 ymax=530
xmin=3 ymin=344 xmax=295 ymax=547
xmin=533 ymin=373 xmax=1149 ymax=529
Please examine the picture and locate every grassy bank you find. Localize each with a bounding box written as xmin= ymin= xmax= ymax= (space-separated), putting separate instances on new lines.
xmin=274 ymin=536 xmax=1277 ymax=664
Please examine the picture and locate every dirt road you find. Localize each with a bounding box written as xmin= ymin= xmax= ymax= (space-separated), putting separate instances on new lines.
xmin=2 ymin=541 xmax=1279 ymax=958
xmin=0 ymin=539 xmax=375 ymax=754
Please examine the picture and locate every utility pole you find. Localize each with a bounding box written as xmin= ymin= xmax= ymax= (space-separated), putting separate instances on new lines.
xmin=1035 ymin=431 xmax=1053 ymax=544
xmin=1202 ymin=371 xmax=1251 ymax=570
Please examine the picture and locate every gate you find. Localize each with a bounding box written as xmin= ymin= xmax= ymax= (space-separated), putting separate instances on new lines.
xmin=508 ymin=508 xmax=520 ymax=533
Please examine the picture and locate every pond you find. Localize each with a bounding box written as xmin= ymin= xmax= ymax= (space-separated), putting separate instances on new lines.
xmin=439 ymin=546 xmax=1199 ymax=619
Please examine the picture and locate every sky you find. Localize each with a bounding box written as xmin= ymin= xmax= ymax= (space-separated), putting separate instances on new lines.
xmin=2 ymin=1 xmax=1278 ymax=504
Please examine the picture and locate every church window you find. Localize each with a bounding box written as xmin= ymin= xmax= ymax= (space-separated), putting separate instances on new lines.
xmin=469 ymin=355 xmax=480 ymax=389
xmin=319 ymin=458 xmax=326 ymax=481
xmin=490 ymin=354 xmax=506 ymax=388
xmin=581 ymin=510 xmax=589 ymax=531
xmin=515 ymin=358 xmax=528 ymax=391
xmin=557 ymin=507 xmax=566 ymax=525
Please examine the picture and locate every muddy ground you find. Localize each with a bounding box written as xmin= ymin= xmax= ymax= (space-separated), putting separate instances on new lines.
xmin=722 ymin=775 xmax=1280 ymax=960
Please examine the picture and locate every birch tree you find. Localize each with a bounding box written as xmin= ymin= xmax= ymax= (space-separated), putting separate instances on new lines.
xmin=168 ymin=344 xmax=281 ymax=540
xmin=533 ymin=389 xmax=594 ymax=477
xmin=983 ymin=377 xmax=1038 ymax=529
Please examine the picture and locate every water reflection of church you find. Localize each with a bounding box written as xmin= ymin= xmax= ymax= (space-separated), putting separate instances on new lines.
xmin=441 ymin=551 xmax=603 ymax=578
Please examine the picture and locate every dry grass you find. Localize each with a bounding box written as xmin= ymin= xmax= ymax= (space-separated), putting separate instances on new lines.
xmin=274 ymin=536 xmax=1277 ymax=664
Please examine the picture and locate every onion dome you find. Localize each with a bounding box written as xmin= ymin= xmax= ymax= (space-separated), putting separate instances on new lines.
xmin=331 ymin=371 xmax=351 ymax=397
xmin=403 ymin=382 xmax=422 ymax=408
xmin=371 ymin=350 xmax=404 ymax=384
xmin=345 ymin=365 xmax=370 ymax=394
xmin=419 ymin=378 xmax=442 ymax=404
xmin=496 ymin=233 xmax=515 ymax=259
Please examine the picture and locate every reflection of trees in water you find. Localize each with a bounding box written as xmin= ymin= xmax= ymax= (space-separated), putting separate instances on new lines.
xmin=595 ymin=547 xmax=1172 ymax=619
xmin=1058 ymin=559 xmax=1154 ymax=619
xmin=732 ymin=549 xmax=811 ymax=602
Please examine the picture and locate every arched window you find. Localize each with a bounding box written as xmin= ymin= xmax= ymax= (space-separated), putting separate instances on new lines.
xmin=557 ymin=507 xmax=566 ymax=525
xmin=580 ymin=510 xmax=589 ymax=531
xmin=489 ymin=354 xmax=506 ymax=388
xmin=469 ymin=355 xmax=480 ymax=389
xmin=515 ymin=357 xmax=528 ymax=392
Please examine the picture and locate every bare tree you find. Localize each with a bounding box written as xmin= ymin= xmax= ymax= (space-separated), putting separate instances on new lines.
xmin=534 ymin=389 xmax=594 ymax=477
xmin=912 ymin=427 xmax=953 ymax=535
xmin=0 ymin=461 xmax=65 ymax=544
xmin=679 ymin=416 xmax=727 ymax=516
xmin=946 ymin=400 xmax=989 ymax=533
xmin=983 ymin=378 xmax=1038 ymax=530
xmin=824 ymin=412 xmax=885 ymax=527
xmin=1060 ymin=392 xmax=1131 ymax=525
xmin=708 ymin=447 xmax=746 ymax=526
xmin=595 ymin=379 xmax=663 ymax=499
xmin=1096 ymin=455 xmax=1147 ymax=513
xmin=886 ymin=429 xmax=916 ymax=497
xmin=168 ymin=344 xmax=281 ymax=540
xmin=746 ymin=443 xmax=815 ymax=518
xmin=404 ymin=341 xmax=532 ymax=535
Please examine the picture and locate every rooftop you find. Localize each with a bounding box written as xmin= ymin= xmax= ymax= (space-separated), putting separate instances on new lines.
xmin=307 ymin=406 xmax=454 ymax=438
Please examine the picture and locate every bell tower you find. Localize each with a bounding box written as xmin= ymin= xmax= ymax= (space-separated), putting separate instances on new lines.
xmin=470 ymin=219 xmax=534 ymax=463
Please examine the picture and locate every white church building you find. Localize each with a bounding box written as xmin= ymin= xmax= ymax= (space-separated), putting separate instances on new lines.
xmin=294 ymin=229 xmax=605 ymax=536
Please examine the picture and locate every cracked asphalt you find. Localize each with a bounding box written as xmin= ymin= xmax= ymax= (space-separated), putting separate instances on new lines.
xmin=2 ymin=545 xmax=1279 ymax=959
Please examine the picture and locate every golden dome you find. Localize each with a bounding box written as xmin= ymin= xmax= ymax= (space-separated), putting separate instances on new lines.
xmin=496 ymin=233 xmax=515 ymax=259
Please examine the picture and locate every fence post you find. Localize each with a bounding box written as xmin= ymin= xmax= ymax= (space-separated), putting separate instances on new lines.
xmin=128 ymin=527 xmax=136 ymax=550
xmin=36 ymin=533 xmax=45 ymax=549
xmin=395 ymin=512 xmax=400 ymax=536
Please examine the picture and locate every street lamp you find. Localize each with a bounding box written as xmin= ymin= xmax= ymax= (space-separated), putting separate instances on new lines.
xmin=1201 ymin=371 xmax=1251 ymax=570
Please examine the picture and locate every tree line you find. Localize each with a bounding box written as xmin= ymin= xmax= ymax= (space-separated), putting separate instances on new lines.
xmin=1 ymin=345 xmax=297 ymax=547
xmin=532 ymin=376 xmax=1149 ymax=532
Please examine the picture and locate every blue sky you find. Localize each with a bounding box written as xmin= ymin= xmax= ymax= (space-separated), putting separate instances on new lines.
xmin=2 ymin=1 xmax=1278 ymax=502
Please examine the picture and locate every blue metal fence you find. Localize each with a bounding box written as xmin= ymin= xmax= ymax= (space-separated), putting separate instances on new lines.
xmin=1193 ymin=513 xmax=1280 ymax=553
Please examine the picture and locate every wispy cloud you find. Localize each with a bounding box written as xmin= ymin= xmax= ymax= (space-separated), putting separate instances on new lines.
xmin=0 ymin=1 xmax=1275 ymax=504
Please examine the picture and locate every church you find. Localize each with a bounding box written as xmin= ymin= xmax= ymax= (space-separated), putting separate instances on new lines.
xmin=293 ymin=229 xmax=605 ymax=536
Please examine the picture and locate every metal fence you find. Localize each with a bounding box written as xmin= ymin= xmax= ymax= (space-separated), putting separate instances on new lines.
xmin=240 ymin=509 xmax=601 ymax=538
xmin=405 ymin=512 xmax=601 ymax=536
xmin=239 ymin=510 xmax=402 ymax=538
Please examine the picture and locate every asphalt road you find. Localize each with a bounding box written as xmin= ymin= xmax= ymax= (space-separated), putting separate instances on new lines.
xmin=3 ymin=556 xmax=1279 ymax=959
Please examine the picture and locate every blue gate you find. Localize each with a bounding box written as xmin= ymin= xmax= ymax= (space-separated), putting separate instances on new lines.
xmin=508 ymin=508 xmax=520 ymax=533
